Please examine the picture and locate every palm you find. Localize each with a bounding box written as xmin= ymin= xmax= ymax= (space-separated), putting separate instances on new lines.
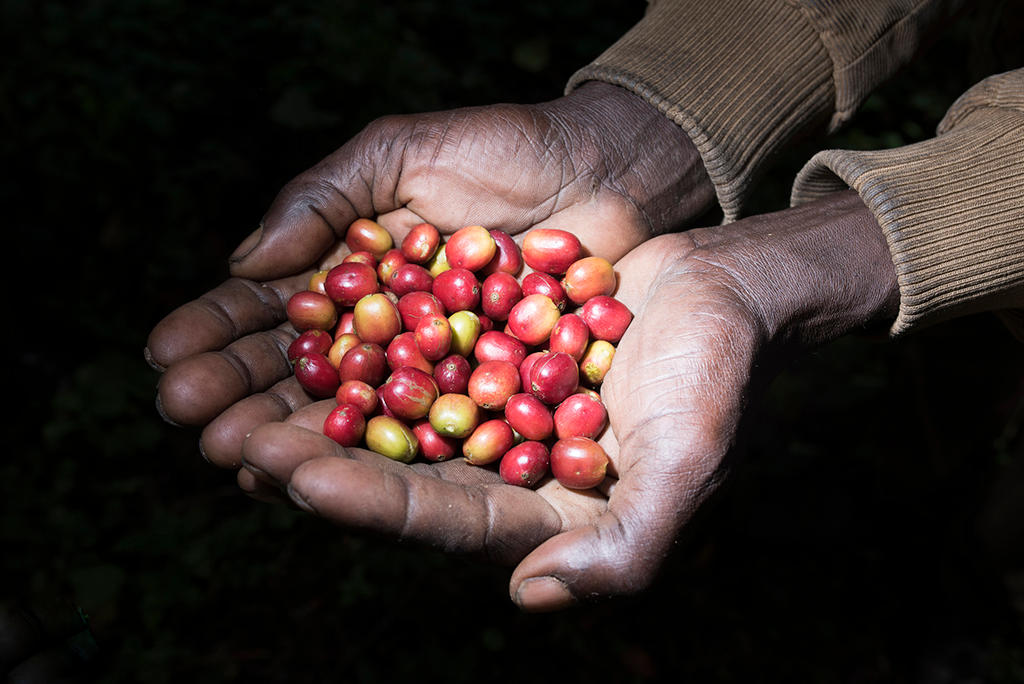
xmin=240 ymin=232 xmax=759 ymax=609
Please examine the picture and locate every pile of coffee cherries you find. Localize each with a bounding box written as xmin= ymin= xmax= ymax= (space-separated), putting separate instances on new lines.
xmin=284 ymin=218 xmax=632 ymax=490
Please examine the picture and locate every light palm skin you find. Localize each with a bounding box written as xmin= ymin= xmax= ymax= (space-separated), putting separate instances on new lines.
xmin=233 ymin=191 xmax=900 ymax=611
xmin=146 ymin=81 xmax=713 ymax=469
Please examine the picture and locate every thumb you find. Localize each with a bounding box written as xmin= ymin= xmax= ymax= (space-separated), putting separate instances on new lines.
xmin=508 ymin=414 xmax=727 ymax=612
xmin=228 ymin=125 xmax=401 ymax=281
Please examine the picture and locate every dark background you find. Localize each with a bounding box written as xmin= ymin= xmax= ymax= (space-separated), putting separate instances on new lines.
xmin=4 ymin=1 xmax=1023 ymax=682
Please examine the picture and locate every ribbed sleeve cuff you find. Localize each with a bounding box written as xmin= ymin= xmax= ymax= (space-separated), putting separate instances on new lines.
xmin=792 ymin=107 xmax=1024 ymax=336
xmin=566 ymin=0 xmax=835 ymax=222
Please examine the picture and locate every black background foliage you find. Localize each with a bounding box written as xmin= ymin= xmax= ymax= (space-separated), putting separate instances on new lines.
xmin=3 ymin=1 xmax=1024 ymax=682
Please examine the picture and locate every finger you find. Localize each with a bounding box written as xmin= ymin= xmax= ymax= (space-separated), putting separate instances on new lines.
xmin=240 ymin=401 xmax=507 ymax=489
xmin=227 ymin=178 xmax=357 ymax=281
xmin=246 ymin=411 xmax=566 ymax=565
xmin=285 ymin=451 xmax=563 ymax=565
xmin=236 ymin=467 xmax=292 ymax=505
xmin=146 ymin=273 xmax=308 ymax=370
xmin=508 ymin=412 xmax=726 ymax=612
xmin=155 ymin=324 xmax=295 ymax=426
xmin=199 ymin=375 xmax=314 ymax=469
xmin=229 ymin=120 xmax=410 ymax=281
xmin=238 ymin=402 xmax=411 ymax=490
xmin=238 ymin=404 xmax=340 ymax=486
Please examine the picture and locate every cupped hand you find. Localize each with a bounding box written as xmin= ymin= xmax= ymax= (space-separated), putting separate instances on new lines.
xmin=236 ymin=189 xmax=900 ymax=611
xmin=146 ymin=81 xmax=715 ymax=467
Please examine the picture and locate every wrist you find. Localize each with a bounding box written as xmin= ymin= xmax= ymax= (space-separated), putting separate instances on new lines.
xmin=693 ymin=189 xmax=899 ymax=350
xmin=539 ymin=81 xmax=717 ymax=235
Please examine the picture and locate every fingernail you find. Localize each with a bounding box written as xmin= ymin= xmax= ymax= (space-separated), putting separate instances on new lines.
xmin=242 ymin=462 xmax=280 ymax=488
xmin=513 ymin=576 xmax=574 ymax=612
xmin=154 ymin=395 xmax=182 ymax=428
xmin=142 ymin=347 xmax=165 ymax=372
xmin=230 ymin=224 xmax=264 ymax=263
xmin=198 ymin=439 xmax=212 ymax=465
xmin=286 ymin=483 xmax=317 ymax=514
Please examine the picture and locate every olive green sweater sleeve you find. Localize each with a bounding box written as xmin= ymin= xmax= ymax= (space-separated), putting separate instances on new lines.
xmin=792 ymin=69 xmax=1024 ymax=337
xmin=567 ymin=0 xmax=965 ymax=221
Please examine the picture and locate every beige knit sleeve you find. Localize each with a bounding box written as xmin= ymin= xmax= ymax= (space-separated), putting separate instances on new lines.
xmin=791 ymin=69 xmax=1024 ymax=337
xmin=567 ymin=0 xmax=965 ymax=221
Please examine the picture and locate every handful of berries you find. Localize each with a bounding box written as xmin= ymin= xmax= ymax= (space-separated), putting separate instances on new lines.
xmin=285 ymin=219 xmax=632 ymax=490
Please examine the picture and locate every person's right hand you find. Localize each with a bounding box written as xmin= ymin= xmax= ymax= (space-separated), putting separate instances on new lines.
xmin=146 ymin=80 xmax=716 ymax=470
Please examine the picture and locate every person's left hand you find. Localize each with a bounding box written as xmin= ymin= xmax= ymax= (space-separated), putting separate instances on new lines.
xmin=236 ymin=189 xmax=900 ymax=610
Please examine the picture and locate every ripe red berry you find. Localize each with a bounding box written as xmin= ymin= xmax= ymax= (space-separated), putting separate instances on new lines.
xmin=550 ymin=437 xmax=609 ymax=489
xmin=521 ymin=229 xmax=581 ymax=276
xmin=323 ymin=403 xmax=367 ymax=447
xmin=294 ymin=352 xmax=341 ymax=398
xmin=499 ymin=441 xmax=550 ymax=488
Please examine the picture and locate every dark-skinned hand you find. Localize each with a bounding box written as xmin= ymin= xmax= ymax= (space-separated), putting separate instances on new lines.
xmin=146 ymin=81 xmax=715 ymax=470
xmin=231 ymin=189 xmax=900 ymax=611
